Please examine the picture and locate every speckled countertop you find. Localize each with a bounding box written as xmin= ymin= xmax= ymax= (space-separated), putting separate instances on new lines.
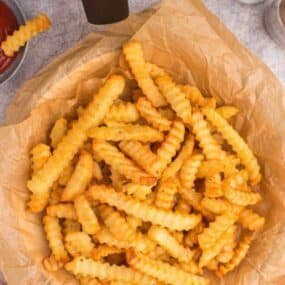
xmin=0 ymin=0 xmax=284 ymax=123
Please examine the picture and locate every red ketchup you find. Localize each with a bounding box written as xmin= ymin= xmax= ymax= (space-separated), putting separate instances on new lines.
xmin=0 ymin=0 xmax=18 ymax=74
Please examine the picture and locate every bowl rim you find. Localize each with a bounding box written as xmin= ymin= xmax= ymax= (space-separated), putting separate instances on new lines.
xmin=0 ymin=0 xmax=28 ymax=85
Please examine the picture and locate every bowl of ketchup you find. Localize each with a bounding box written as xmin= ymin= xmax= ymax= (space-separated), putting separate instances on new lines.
xmin=0 ymin=0 xmax=26 ymax=85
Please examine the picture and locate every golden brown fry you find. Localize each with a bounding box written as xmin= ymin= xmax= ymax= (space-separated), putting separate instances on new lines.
xmin=110 ymin=167 xmax=127 ymax=190
xmin=49 ymin=183 xmax=63 ymax=205
xmin=1 ymin=13 xmax=51 ymax=57
xmin=146 ymin=62 xmax=166 ymax=78
xmin=74 ymin=195 xmax=100 ymax=235
xmin=127 ymin=250 xmax=209 ymax=285
xmin=161 ymin=135 xmax=194 ymax=182
xmin=104 ymin=102 xmax=140 ymax=123
xmin=155 ymin=75 xmax=192 ymax=124
xmin=155 ymin=179 xmax=178 ymax=210
xmin=126 ymin=216 xmax=143 ymax=230
xmin=88 ymin=124 xmax=163 ymax=143
xmin=47 ymin=203 xmax=77 ymax=219
xmin=65 ymin=231 xmax=94 ymax=257
xmin=184 ymin=222 xmax=205 ymax=248
xmin=43 ymin=216 xmax=69 ymax=263
xmin=203 ymin=107 xmax=261 ymax=185
xmin=123 ymin=41 xmax=166 ymax=107
xmin=238 ymin=208 xmax=265 ymax=231
xmin=201 ymin=197 xmax=236 ymax=215
xmin=92 ymin=140 xmax=156 ymax=185
xmin=219 ymin=234 xmax=252 ymax=276
xmin=30 ymin=143 xmax=51 ymax=173
xmin=63 ymin=219 xmax=81 ymax=236
xmin=122 ymin=183 xmax=152 ymax=201
xmin=61 ymin=151 xmax=94 ymax=201
xmin=43 ymin=255 xmax=63 ymax=272
xmin=88 ymin=185 xmax=201 ymax=231
xmin=93 ymin=160 xmax=103 ymax=181
xmin=50 ymin=118 xmax=68 ymax=149
xmin=27 ymin=76 xmax=125 ymax=208
xmin=136 ymin=96 xmax=171 ymax=131
xmin=119 ymin=140 xmax=161 ymax=177
xmin=158 ymin=107 xmax=176 ymax=121
xmin=58 ymin=163 xmax=74 ymax=186
xmin=204 ymin=173 xmax=223 ymax=198
xmin=179 ymin=154 xmax=204 ymax=189
xmin=148 ymin=225 xmax=193 ymax=263
xmin=65 ymin=256 xmax=159 ymax=285
xmin=181 ymin=85 xmax=207 ymax=107
xmin=91 ymin=245 xmax=122 ymax=261
xmin=28 ymin=192 xmax=50 ymax=213
xmin=216 ymin=106 xmax=239 ymax=120
xmin=156 ymin=120 xmax=185 ymax=172
xmin=191 ymin=111 xmax=225 ymax=160
xmin=175 ymin=198 xmax=192 ymax=214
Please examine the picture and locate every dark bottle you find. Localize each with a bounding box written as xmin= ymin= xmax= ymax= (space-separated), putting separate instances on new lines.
xmin=82 ymin=0 xmax=129 ymax=25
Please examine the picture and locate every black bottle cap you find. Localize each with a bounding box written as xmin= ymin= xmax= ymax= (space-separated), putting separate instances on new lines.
xmin=82 ymin=0 xmax=129 ymax=25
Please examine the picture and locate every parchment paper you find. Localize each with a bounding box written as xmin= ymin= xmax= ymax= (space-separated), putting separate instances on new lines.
xmin=0 ymin=0 xmax=284 ymax=284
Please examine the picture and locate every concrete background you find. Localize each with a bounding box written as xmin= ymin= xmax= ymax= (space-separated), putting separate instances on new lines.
xmin=0 ymin=0 xmax=284 ymax=124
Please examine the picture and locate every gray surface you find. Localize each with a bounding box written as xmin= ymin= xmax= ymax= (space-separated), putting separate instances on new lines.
xmin=0 ymin=0 xmax=284 ymax=124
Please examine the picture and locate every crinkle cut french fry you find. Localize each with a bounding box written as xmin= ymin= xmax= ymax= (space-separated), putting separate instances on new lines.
xmin=127 ymin=250 xmax=209 ymax=285
xmin=28 ymin=192 xmax=50 ymax=213
xmin=238 ymin=208 xmax=265 ymax=231
xmin=156 ymin=120 xmax=185 ymax=172
xmin=65 ymin=256 xmax=159 ymax=285
xmin=175 ymin=198 xmax=192 ymax=214
xmin=91 ymin=245 xmax=122 ymax=261
xmin=179 ymin=154 xmax=204 ymax=189
xmin=218 ymin=234 xmax=252 ymax=276
xmin=30 ymin=143 xmax=51 ymax=173
xmin=122 ymin=183 xmax=152 ymax=201
xmin=201 ymin=197 xmax=237 ymax=215
xmin=98 ymin=205 xmax=155 ymax=252
xmin=74 ymin=195 xmax=100 ymax=234
xmin=146 ymin=62 xmax=167 ymax=78
xmin=180 ymin=85 xmax=207 ymax=107
xmin=184 ymin=222 xmax=205 ymax=248
xmin=123 ymin=41 xmax=167 ymax=107
xmin=161 ymin=135 xmax=194 ymax=182
xmin=104 ymin=102 xmax=140 ymax=123
xmin=1 ymin=13 xmax=51 ymax=57
xmin=204 ymin=173 xmax=223 ymax=198
xmin=92 ymin=140 xmax=156 ymax=186
xmin=216 ymin=106 xmax=239 ymax=120
xmin=65 ymin=231 xmax=94 ymax=257
xmin=119 ymin=140 xmax=161 ymax=177
xmin=61 ymin=151 xmax=93 ymax=201
xmin=136 ymin=96 xmax=171 ymax=132
xmin=27 ymin=76 xmax=125 ymax=210
xmin=43 ymin=255 xmax=63 ymax=272
xmin=43 ymin=216 xmax=69 ymax=263
xmin=46 ymin=203 xmax=77 ymax=219
xmin=58 ymin=163 xmax=74 ymax=186
xmin=198 ymin=213 xmax=239 ymax=250
xmin=155 ymin=75 xmax=192 ymax=124
xmin=87 ymin=185 xmax=201 ymax=231
xmin=50 ymin=118 xmax=68 ymax=149
xmin=191 ymin=111 xmax=225 ymax=160
xmin=148 ymin=225 xmax=193 ymax=263
xmin=203 ymin=107 xmax=261 ymax=185
xmin=93 ymin=160 xmax=103 ymax=181
xmin=155 ymin=179 xmax=178 ymax=210
xmin=88 ymin=124 xmax=164 ymax=143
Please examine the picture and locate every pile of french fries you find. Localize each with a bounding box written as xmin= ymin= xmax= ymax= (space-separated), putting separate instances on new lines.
xmin=26 ymin=41 xmax=265 ymax=285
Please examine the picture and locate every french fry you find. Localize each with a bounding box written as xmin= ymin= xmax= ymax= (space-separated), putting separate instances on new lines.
xmin=123 ymin=41 xmax=167 ymax=107
xmin=65 ymin=256 xmax=159 ymax=285
xmin=43 ymin=216 xmax=69 ymax=263
xmin=126 ymin=216 xmax=143 ymax=230
xmin=184 ymin=222 xmax=205 ymax=248
xmin=27 ymin=75 xmax=125 ymax=211
xmin=146 ymin=62 xmax=166 ymax=78
xmin=218 ymin=234 xmax=252 ymax=276
xmin=63 ymin=219 xmax=81 ymax=236
xmin=156 ymin=120 xmax=185 ymax=172
xmin=1 ymin=13 xmax=51 ymax=57
xmin=136 ymin=96 xmax=171 ymax=131
xmin=92 ymin=140 xmax=156 ymax=185
xmin=158 ymin=107 xmax=176 ymax=121
xmin=201 ymin=197 xmax=236 ymax=215
xmin=104 ymin=102 xmax=140 ymax=123
xmin=204 ymin=173 xmax=223 ymax=198
xmin=74 ymin=195 xmax=100 ymax=234
xmin=216 ymin=106 xmax=239 ymax=120
xmin=65 ymin=231 xmax=94 ymax=257
xmin=93 ymin=160 xmax=103 ymax=181
xmin=49 ymin=183 xmax=63 ymax=205
xmin=179 ymin=154 xmax=204 ymax=189
xmin=191 ymin=111 xmax=225 ymax=160
xmin=155 ymin=179 xmax=178 ymax=210
xmin=238 ymin=208 xmax=265 ymax=231
xmin=110 ymin=167 xmax=127 ymax=190
xmin=122 ymin=183 xmax=152 ymax=201
xmin=58 ymin=163 xmax=74 ymax=186
xmin=161 ymin=135 xmax=194 ymax=182
xmin=203 ymin=107 xmax=261 ymax=185
xmin=119 ymin=140 xmax=160 ymax=177
xmin=30 ymin=143 xmax=51 ymax=173
xmin=155 ymin=75 xmax=192 ymax=124
xmin=43 ymin=255 xmax=63 ymax=272
xmin=50 ymin=118 xmax=68 ymax=149
xmin=79 ymin=277 xmax=106 ymax=285
xmin=127 ymin=250 xmax=209 ymax=285
xmin=87 ymin=185 xmax=201 ymax=231
xmin=61 ymin=151 xmax=93 ymax=201
xmin=88 ymin=124 xmax=163 ymax=143
xmin=47 ymin=203 xmax=77 ymax=219
xmin=148 ymin=225 xmax=193 ymax=263
xmin=180 ymin=85 xmax=207 ymax=107
xmin=91 ymin=245 xmax=122 ymax=261
xmin=175 ymin=198 xmax=192 ymax=214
